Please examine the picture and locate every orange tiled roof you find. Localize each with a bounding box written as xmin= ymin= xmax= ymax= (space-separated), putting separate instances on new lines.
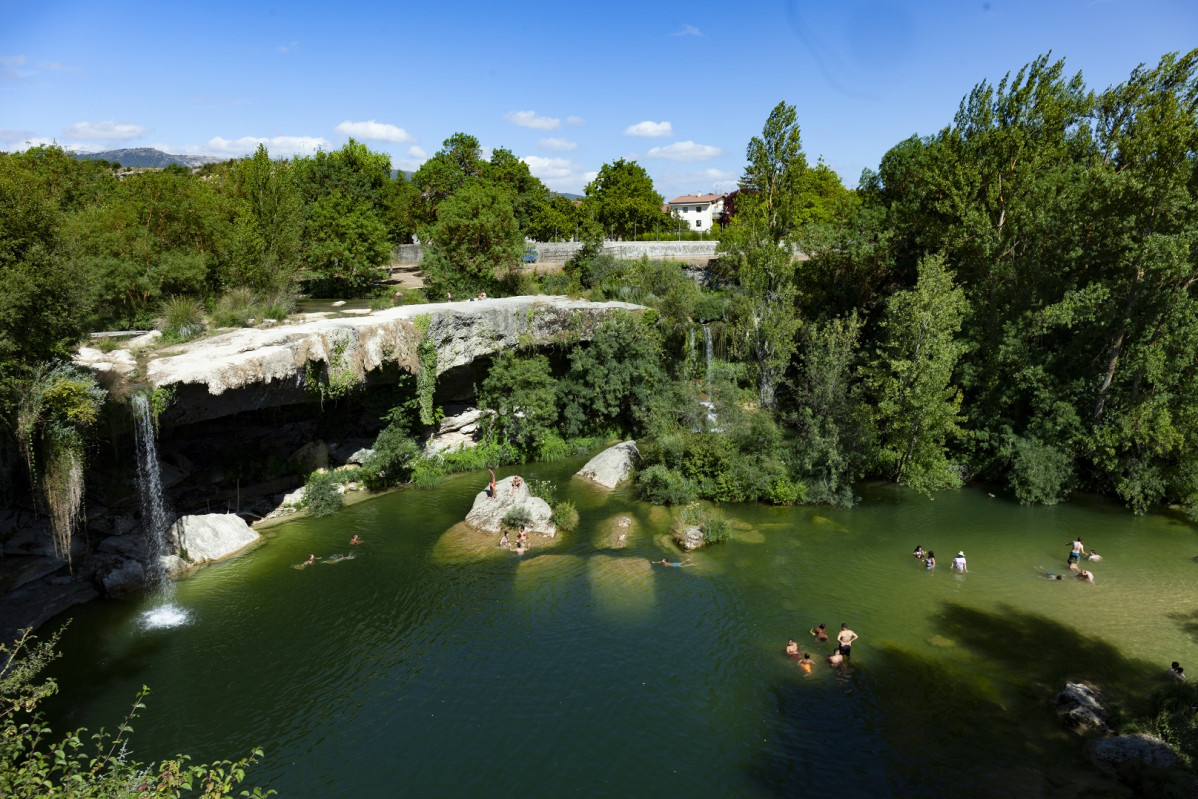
xmin=667 ymin=193 xmax=726 ymax=205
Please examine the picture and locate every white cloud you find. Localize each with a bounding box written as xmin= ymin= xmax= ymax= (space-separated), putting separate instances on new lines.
xmin=334 ymin=119 xmax=413 ymax=142
xmin=539 ymin=137 xmax=577 ymax=152
xmin=1 ymin=134 xmax=56 ymax=151
xmin=277 ymin=41 xmax=299 ymax=53
xmin=671 ymin=24 xmax=703 ymax=37
xmin=624 ymin=120 xmax=673 ymax=138
xmin=1 ymin=54 xmax=30 ymax=80
xmin=0 ymin=55 xmax=28 ymax=67
xmin=36 ymin=60 xmax=76 ymax=72
xmin=198 ymin=135 xmax=331 ymax=158
xmin=566 ymin=116 xmax=586 ymax=126
xmin=65 ymin=121 xmax=147 ymax=141
xmin=504 ymin=110 xmax=561 ymax=130
xmin=407 ymin=144 xmax=427 ymax=159
xmin=521 ymin=155 xmax=593 ymax=194
xmin=647 ymin=140 xmax=722 ymax=162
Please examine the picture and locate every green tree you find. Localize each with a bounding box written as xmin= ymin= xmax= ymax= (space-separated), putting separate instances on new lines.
xmin=582 ymin=159 xmax=666 ymax=239
xmin=866 ymin=253 xmax=969 ymax=492
xmin=561 ymin=311 xmax=665 ymax=436
xmin=420 ymin=181 xmax=523 ymax=297
xmin=479 ymin=351 xmax=559 ymax=450
xmin=410 ymin=132 xmax=484 ymax=227
xmin=790 ymin=313 xmax=873 ymax=507
xmin=225 ymin=144 xmax=303 ymax=292
xmin=302 ymin=191 xmax=392 ymax=297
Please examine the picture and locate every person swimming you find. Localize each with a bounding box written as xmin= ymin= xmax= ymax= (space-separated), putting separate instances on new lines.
xmin=913 ymin=545 xmax=925 ymax=559
xmin=786 ymin=639 xmax=799 ymax=658
xmin=652 ymin=558 xmax=692 ymax=567
xmin=925 ymin=551 xmax=936 ymax=569
xmin=1087 ymin=549 xmax=1102 ymax=561
xmin=811 ymin=623 xmax=828 ymax=642
xmin=324 ymin=553 xmax=355 ymax=564
xmin=349 ymin=534 xmax=361 ymax=545
xmin=499 ymin=532 xmax=509 ymax=547
xmin=797 ymin=653 xmax=815 ymax=674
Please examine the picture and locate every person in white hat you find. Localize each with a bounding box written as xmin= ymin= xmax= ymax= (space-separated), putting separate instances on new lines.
xmin=952 ymin=551 xmax=967 ymax=572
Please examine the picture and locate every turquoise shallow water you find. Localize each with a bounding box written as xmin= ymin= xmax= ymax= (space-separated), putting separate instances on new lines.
xmin=46 ymin=458 xmax=1198 ymax=796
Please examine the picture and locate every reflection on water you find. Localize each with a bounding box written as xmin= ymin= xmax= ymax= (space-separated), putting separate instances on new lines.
xmin=45 ymin=461 xmax=1198 ymax=797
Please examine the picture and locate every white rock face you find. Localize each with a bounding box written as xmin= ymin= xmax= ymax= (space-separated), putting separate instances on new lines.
xmin=167 ymin=514 xmax=259 ymax=564
xmin=576 ymin=441 xmax=640 ymax=488
xmin=426 ymin=408 xmax=493 ymax=454
xmin=464 ymin=476 xmax=556 ymax=536
xmin=93 ymin=297 xmax=643 ymax=426
xmin=75 ymin=347 xmax=137 ymax=376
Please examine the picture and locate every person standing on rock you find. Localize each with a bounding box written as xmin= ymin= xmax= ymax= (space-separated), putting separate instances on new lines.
xmin=488 ymin=468 xmax=497 ymax=498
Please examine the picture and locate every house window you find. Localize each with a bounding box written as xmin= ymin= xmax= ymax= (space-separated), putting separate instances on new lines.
xmin=695 ymin=219 xmax=702 ymax=227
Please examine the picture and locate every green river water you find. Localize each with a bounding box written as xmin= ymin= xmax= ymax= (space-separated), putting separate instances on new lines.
xmin=46 ymin=455 xmax=1198 ymax=797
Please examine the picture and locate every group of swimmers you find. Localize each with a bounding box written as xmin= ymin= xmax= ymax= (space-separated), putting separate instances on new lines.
xmin=912 ymin=538 xmax=1101 ymax=583
xmin=786 ymin=622 xmax=859 ymax=672
xmin=499 ymin=524 xmax=530 ymax=555
xmin=296 ymin=534 xmax=362 ymax=568
xmin=912 ymin=546 xmax=967 ymax=572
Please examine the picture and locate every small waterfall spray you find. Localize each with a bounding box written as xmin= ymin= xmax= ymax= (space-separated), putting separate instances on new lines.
xmin=131 ymin=394 xmax=189 ymax=629
xmin=703 ymin=324 xmax=713 ymax=389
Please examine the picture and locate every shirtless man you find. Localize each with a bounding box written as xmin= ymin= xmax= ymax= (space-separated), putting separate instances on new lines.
xmin=1077 ymin=569 xmax=1095 ymax=583
xmin=785 ymin=639 xmax=799 ymax=658
xmin=837 ymin=623 xmax=859 ymax=657
xmin=828 ymin=650 xmax=845 ymax=667
xmin=487 ymin=468 xmax=497 ymax=498
xmin=811 ymin=623 xmax=828 ymax=642
xmin=1068 ymin=537 xmax=1085 ymax=566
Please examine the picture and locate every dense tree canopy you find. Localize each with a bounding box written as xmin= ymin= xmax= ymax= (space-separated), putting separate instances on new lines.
xmin=582 ymin=158 xmax=668 ymax=239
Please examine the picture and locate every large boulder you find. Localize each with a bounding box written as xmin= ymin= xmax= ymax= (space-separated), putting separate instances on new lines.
xmin=101 ymin=558 xmax=147 ymax=596
xmin=673 ymin=525 xmax=705 ymax=551
xmin=426 ymin=408 xmax=492 ymax=454
xmin=576 ymin=441 xmax=640 ymax=488
xmin=1091 ymin=734 xmax=1182 ymax=780
xmin=464 ymin=476 xmax=555 ymax=536
xmin=167 ymin=513 xmax=259 ymax=565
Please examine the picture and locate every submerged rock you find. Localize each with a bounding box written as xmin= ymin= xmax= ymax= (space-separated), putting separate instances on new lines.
xmin=464 ymin=476 xmax=555 ymax=536
xmin=167 ymin=513 xmax=259 ymax=567
xmin=575 ymin=440 xmax=640 ymax=488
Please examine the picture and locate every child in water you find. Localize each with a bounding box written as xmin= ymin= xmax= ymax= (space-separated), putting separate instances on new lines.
xmin=797 ymin=653 xmax=815 ymax=674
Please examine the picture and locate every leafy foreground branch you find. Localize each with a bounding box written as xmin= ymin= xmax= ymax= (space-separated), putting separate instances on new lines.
xmin=1 ymin=628 xmax=272 ymax=798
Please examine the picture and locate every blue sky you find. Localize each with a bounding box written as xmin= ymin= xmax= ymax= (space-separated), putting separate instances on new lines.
xmin=2 ymin=0 xmax=1195 ymax=198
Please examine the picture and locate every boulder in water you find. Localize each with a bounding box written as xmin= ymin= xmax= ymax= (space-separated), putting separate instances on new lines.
xmin=673 ymin=525 xmax=705 ymax=551
xmin=1090 ymin=733 xmax=1184 ymax=783
xmin=1055 ymin=682 xmax=1109 ymax=736
xmin=576 ymin=441 xmax=639 ymax=488
xmin=464 ymin=476 xmax=555 ymax=536
xmin=167 ymin=513 xmax=259 ymax=565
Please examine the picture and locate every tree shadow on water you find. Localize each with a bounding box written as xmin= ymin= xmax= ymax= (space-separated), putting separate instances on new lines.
xmin=1166 ymin=609 xmax=1198 ymax=646
xmin=744 ymin=603 xmax=1163 ymax=798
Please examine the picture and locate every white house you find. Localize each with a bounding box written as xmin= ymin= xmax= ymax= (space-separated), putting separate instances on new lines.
xmin=665 ymin=193 xmax=726 ymax=233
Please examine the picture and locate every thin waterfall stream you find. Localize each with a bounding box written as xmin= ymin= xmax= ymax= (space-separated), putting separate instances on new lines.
xmin=131 ymin=394 xmax=189 ymax=628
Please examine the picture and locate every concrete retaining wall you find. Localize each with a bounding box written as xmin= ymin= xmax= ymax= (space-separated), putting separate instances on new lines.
xmin=393 ymin=240 xmax=720 ymax=265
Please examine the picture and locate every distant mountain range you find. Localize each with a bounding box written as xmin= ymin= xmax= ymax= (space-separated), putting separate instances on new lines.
xmin=72 ymin=147 xmax=224 ymax=168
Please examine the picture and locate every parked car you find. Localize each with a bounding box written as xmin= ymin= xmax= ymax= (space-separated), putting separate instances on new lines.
xmin=522 ymin=248 xmax=539 ymax=264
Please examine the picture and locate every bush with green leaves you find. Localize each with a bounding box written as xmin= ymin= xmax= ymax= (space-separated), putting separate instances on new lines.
xmin=637 ymin=463 xmax=696 ymax=505
xmin=158 ymin=294 xmax=205 ymax=342
xmin=502 ymin=505 xmax=534 ymax=530
xmin=360 ymin=423 xmax=421 ymax=490
xmin=302 ymin=470 xmax=345 ymax=517
xmin=551 ymin=499 xmax=579 ymax=531
xmin=0 ymin=627 xmax=272 ymax=797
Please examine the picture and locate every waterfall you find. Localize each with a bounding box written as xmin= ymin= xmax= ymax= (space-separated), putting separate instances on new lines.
xmin=703 ymin=324 xmax=713 ymax=388
xmin=131 ymin=395 xmax=174 ymax=592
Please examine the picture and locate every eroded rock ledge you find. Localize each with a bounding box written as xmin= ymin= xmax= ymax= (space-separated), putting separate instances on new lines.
xmin=84 ymin=296 xmax=643 ymax=427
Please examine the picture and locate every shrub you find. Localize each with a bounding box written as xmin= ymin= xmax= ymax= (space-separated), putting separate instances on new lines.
xmin=638 ymin=464 xmax=695 ymax=505
xmin=536 ymin=432 xmax=571 ymax=463
xmin=539 ymin=271 xmax=575 ymax=296
xmin=302 ymin=470 xmax=344 ymax=517
xmin=409 ymin=459 xmax=445 ymax=488
xmin=210 ymin=286 xmax=259 ymax=328
xmin=158 ymin=294 xmax=205 ymax=342
xmin=551 ymin=499 xmax=579 ymax=531
xmin=1009 ymin=435 xmax=1074 ymax=505
xmin=701 ymin=512 xmax=731 ymax=545
xmin=502 ymin=505 xmax=533 ymax=530
xmin=360 ymin=423 xmax=420 ymax=490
